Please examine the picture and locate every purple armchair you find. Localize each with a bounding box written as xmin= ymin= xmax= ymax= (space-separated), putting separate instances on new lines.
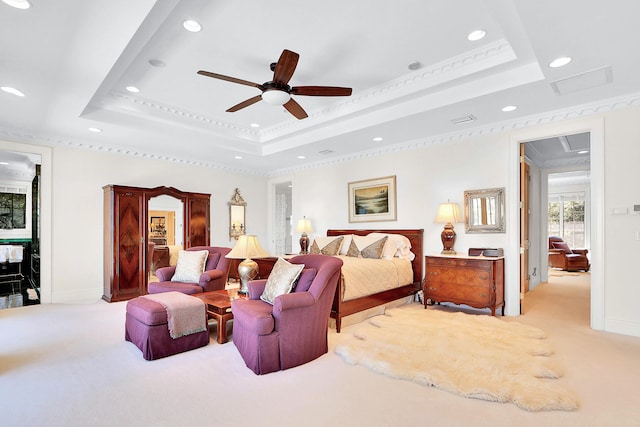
xmin=231 ymin=254 xmax=343 ymax=375
xmin=148 ymin=246 xmax=232 ymax=295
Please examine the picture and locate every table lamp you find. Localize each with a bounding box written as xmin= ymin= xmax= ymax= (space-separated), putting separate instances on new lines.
xmin=226 ymin=234 xmax=269 ymax=294
xmin=295 ymin=216 xmax=313 ymax=254
xmin=435 ymin=202 xmax=462 ymax=255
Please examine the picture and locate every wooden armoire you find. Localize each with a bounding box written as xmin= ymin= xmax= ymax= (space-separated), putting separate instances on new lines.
xmin=103 ymin=185 xmax=210 ymax=302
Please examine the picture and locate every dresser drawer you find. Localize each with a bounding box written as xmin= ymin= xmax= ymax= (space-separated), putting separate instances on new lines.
xmin=424 ymin=281 xmax=493 ymax=306
xmin=426 ymin=257 xmax=491 ymax=269
xmin=425 ymin=267 xmax=491 ymax=287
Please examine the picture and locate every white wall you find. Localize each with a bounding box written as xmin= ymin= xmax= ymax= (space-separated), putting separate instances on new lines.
xmin=601 ymin=107 xmax=640 ymax=336
xmin=288 ymin=135 xmax=511 ymax=257
xmin=48 ymin=146 xmax=267 ymax=303
xmin=3 ymin=105 xmax=640 ymax=337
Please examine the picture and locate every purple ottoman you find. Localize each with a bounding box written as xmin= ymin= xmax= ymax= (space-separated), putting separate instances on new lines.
xmin=125 ymin=296 xmax=209 ymax=360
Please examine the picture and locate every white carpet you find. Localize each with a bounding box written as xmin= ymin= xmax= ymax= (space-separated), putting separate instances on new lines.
xmin=335 ymin=306 xmax=579 ymax=411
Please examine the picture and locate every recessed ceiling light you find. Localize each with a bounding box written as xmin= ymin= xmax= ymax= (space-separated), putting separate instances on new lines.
xmin=126 ymin=86 xmax=140 ymax=93
xmin=234 ymin=156 xmax=243 ymax=160
xmin=578 ymin=150 xmax=589 ymax=154
xmin=297 ymin=155 xmax=306 ymax=159
xmin=250 ymin=123 xmax=260 ymax=128
xmin=1 ymin=86 xmax=25 ymax=97
xmin=501 ymin=105 xmax=517 ymax=112
xmin=549 ymin=56 xmax=572 ymax=68
xmin=0 ymin=162 xmax=9 ymax=165
xmin=2 ymin=0 xmax=31 ymax=9
xmin=183 ymin=20 xmax=202 ymax=32
xmin=467 ymin=29 xmax=486 ymax=41
xmin=88 ymin=127 xmax=102 ymax=133
xmin=373 ymin=137 xmax=383 ymax=142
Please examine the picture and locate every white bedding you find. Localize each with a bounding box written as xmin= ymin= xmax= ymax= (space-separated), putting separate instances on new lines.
xmin=336 ymin=255 xmax=414 ymax=302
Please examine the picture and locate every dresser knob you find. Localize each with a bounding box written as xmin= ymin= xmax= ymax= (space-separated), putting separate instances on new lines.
xmin=429 ymin=287 xmax=437 ymax=291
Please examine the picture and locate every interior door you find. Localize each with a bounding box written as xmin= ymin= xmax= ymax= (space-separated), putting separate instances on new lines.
xmin=519 ymin=143 xmax=531 ymax=313
xmin=187 ymin=196 xmax=210 ymax=247
xmin=115 ymin=189 xmax=145 ymax=300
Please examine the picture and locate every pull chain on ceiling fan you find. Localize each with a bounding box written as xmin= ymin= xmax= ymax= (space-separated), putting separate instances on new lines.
xmin=197 ymin=49 xmax=352 ymax=120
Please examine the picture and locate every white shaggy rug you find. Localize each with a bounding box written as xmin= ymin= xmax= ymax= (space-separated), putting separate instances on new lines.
xmin=335 ymin=306 xmax=579 ymax=411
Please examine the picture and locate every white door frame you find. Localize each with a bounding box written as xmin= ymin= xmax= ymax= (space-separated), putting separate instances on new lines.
xmin=0 ymin=140 xmax=52 ymax=304
xmin=507 ymin=117 xmax=604 ymax=330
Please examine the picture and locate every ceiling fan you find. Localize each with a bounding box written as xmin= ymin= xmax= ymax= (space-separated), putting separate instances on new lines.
xmin=197 ymin=49 xmax=352 ymax=120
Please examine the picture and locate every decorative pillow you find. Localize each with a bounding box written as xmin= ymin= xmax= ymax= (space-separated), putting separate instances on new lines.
xmin=291 ymin=268 xmax=317 ymax=292
xmin=368 ymin=232 xmax=413 ymax=260
xmin=346 ymin=235 xmax=388 ymax=259
xmin=171 ymin=250 xmax=209 ymax=283
xmin=260 ymin=258 xmax=305 ymax=304
xmin=310 ymin=236 xmax=344 ymax=255
xmin=338 ymin=234 xmax=354 ymax=255
xmin=552 ymin=241 xmax=573 ymax=254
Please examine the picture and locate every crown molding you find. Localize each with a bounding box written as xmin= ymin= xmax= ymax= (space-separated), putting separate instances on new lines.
xmin=268 ymin=91 xmax=640 ymax=176
xmin=0 ymin=128 xmax=267 ymax=176
xmin=3 ymin=91 xmax=640 ymax=179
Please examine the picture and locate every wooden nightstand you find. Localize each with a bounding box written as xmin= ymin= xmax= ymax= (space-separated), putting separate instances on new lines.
xmin=423 ymin=254 xmax=505 ymax=316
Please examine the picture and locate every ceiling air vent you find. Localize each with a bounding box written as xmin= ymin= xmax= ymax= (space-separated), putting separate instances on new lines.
xmin=550 ymin=65 xmax=612 ymax=96
xmin=451 ymin=115 xmax=476 ymax=125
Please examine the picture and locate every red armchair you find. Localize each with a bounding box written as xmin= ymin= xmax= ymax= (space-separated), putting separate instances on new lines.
xmin=148 ymin=246 xmax=232 ymax=294
xmin=548 ymin=236 xmax=590 ymax=272
xmin=231 ymin=255 xmax=343 ymax=375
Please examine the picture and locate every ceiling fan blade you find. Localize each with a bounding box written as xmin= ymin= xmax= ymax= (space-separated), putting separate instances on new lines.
xmin=197 ymin=70 xmax=263 ymax=89
xmin=292 ymin=86 xmax=353 ymax=96
xmin=283 ymin=98 xmax=308 ymax=120
xmin=226 ymin=95 xmax=263 ymax=112
xmin=273 ymin=49 xmax=299 ymax=85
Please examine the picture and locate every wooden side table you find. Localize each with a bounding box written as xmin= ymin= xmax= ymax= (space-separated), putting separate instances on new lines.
xmin=194 ymin=289 xmax=246 ymax=344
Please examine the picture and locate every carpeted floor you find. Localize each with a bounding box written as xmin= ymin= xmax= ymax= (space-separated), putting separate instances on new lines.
xmin=1 ymin=271 xmax=640 ymax=426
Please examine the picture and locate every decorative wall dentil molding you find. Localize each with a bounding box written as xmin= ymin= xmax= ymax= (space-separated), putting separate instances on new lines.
xmin=268 ymin=91 xmax=640 ymax=177
xmin=0 ymin=128 xmax=267 ymax=176
xmin=3 ymin=91 xmax=640 ymax=178
xmin=110 ymin=92 xmax=260 ymax=140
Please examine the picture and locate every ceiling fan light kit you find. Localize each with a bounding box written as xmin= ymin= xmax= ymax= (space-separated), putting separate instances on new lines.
xmin=262 ymin=89 xmax=291 ymax=106
xmin=197 ymin=49 xmax=352 ymax=120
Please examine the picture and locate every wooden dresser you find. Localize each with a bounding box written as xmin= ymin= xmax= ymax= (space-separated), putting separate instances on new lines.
xmin=423 ymin=255 xmax=505 ymax=316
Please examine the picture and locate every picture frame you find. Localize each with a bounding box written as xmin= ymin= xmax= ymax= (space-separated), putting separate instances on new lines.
xmin=348 ymin=175 xmax=397 ymax=223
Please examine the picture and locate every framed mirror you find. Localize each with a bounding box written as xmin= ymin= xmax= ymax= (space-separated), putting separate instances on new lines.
xmin=228 ymin=188 xmax=246 ymax=240
xmin=464 ymin=187 xmax=505 ymax=233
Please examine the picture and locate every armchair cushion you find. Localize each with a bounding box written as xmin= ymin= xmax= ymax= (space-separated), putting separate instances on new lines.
xmin=292 ymin=268 xmax=317 ymax=292
xmin=172 ymin=250 xmax=210 ymax=283
xmin=552 ymin=241 xmax=573 ymax=254
xmin=260 ymin=258 xmax=304 ymax=305
xmin=231 ymin=300 xmax=275 ymax=335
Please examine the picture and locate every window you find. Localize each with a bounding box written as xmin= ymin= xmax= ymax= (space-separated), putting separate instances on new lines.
xmin=548 ymin=192 xmax=585 ymax=247
xmin=0 ymin=192 xmax=27 ymax=229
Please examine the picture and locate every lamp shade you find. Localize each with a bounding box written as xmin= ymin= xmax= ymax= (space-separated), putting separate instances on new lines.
xmin=295 ymin=217 xmax=313 ymax=234
xmin=435 ymin=202 xmax=462 ymax=224
xmin=226 ymin=235 xmax=269 ymax=260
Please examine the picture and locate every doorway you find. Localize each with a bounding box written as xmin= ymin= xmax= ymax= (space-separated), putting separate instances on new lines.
xmin=521 ymin=132 xmax=591 ymax=315
xmin=0 ymin=148 xmax=43 ymax=308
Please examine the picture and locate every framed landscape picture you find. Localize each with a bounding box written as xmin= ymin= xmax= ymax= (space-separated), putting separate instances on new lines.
xmin=348 ymin=175 xmax=397 ymax=223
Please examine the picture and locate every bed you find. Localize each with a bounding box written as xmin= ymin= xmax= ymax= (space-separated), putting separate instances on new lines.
xmin=326 ymin=229 xmax=423 ymax=332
